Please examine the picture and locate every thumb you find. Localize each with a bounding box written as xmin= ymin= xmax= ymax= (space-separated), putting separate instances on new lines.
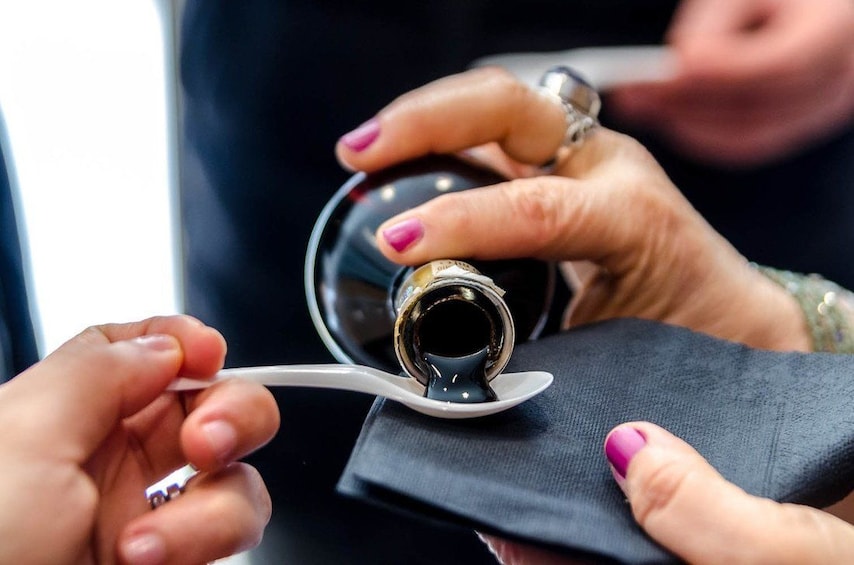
xmin=604 ymin=423 xmax=854 ymax=564
xmin=0 ymin=315 xmax=224 ymax=462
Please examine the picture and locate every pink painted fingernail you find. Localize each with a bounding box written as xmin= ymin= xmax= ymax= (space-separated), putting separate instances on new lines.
xmin=340 ymin=118 xmax=380 ymax=152
xmin=605 ymin=426 xmax=646 ymax=479
xmin=381 ymin=218 xmax=424 ymax=253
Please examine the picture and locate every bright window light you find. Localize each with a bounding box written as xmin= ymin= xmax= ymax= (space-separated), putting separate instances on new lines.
xmin=0 ymin=0 xmax=181 ymax=354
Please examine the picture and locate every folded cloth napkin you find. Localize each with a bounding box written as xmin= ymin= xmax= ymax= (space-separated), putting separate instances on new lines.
xmin=338 ymin=318 xmax=854 ymax=564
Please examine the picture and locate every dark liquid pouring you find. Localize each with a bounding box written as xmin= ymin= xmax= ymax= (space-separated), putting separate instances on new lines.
xmin=423 ymin=347 xmax=497 ymax=403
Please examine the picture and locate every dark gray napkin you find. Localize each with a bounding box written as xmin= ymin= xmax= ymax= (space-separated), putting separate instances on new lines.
xmin=338 ymin=318 xmax=854 ymax=564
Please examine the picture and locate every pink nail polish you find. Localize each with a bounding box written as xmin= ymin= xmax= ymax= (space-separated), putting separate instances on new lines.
xmin=382 ymin=218 xmax=424 ymax=253
xmin=605 ymin=426 xmax=646 ymax=479
xmin=340 ymin=118 xmax=380 ymax=152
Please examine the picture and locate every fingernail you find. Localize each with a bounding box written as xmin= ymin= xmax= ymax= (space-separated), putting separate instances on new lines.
xmin=121 ymin=532 xmax=166 ymax=565
xmin=203 ymin=420 xmax=238 ymax=463
xmin=381 ymin=218 xmax=424 ymax=253
xmin=181 ymin=315 xmax=205 ymax=327
xmin=605 ymin=426 xmax=646 ymax=479
xmin=132 ymin=334 xmax=177 ymax=352
xmin=340 ymin=118 xmax=380 ymax=152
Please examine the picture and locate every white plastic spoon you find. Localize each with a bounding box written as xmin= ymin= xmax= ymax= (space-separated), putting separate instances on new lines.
xmin=167 ymin=364 xmax=553 ymax=419
xmin=472 ymin=45 xmax=678 ymax=91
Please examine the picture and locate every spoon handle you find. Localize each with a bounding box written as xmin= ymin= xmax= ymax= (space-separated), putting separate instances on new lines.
xmin=472 ymin=46 xmax=677 ymax=91
xmin=166 ymin=363 xmax=421 ymax=399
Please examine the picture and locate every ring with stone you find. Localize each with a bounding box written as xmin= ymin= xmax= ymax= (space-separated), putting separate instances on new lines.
xmin=537 ymin=65 xmax=601 ymax=160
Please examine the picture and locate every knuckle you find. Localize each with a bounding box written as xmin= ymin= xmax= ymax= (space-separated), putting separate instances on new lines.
xmin=66 ymin=327 xmax=125 ymax=369
xmin=64 ymin=468 xmax=99 ymax=521
xmin=470 ymin=65 xmax=523 ymax=92
xmin=240 ymin=465 xmax=273 ymax=550
xmin=472 ymin=66 xmax=534 ymax=116
xmin=420 ymin=177 xmax=570 ymax=257
xmin=247 ymin=465 xmax=273 ymax=525
xmin=621 ymin=132 xmax=655 ymax=161
xmin=230 ymin=463 xmax=273 ymax=529
xmin=206 ymin=464 xmax=272 ymax=554
xmin=499 ymin=179 xmax=565 ymax=251
xmin=75 ymin=324 xmax=110 ymax=346
xmin=609 ymin=172 xmax=689 ymax=264
xmin=209 ymin=499 xmax=248 ymax=556
xmin=631 ymin=182 xmax=679 ymax=233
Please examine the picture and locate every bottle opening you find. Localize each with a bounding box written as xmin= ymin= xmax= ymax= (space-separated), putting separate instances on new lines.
xmin=392 ymin=261 xmax=516 ymax=386
xmin=415 ymin=294 xmax=494 ymax=358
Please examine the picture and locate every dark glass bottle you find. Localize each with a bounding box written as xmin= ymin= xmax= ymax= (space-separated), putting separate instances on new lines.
xmin=305 ymin=154 xmax=560 ymax=396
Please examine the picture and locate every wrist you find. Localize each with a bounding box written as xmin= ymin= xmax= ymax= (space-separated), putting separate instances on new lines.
xmin=738 ymin=265 xmax=812 ymax=352
xmin=753 ymin=265 xmax=854 ymax=353
xmin=664 ymin=229 xmax=811 ymax=352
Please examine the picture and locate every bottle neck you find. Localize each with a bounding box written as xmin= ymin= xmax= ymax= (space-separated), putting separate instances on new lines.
xmin=392 ymin=260 xmax=515 ymax=385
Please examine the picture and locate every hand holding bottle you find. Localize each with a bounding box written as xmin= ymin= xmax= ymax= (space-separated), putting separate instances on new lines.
xmin=335 ymin=67 xmax=810 ymax=352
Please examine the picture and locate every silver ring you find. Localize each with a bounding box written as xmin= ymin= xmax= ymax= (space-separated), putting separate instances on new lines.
xmin=538 ymin=66 xmax=601 ymax=149
xmin=145 ymin=464 xmax=198 ymax=509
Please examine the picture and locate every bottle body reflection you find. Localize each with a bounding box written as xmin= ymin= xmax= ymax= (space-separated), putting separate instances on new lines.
xmin=306 ymin=155 xmax=558 ymax=387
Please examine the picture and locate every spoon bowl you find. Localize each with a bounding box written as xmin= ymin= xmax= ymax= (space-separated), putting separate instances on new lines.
xmin=168 ymin=364 xmax=553 ymax=419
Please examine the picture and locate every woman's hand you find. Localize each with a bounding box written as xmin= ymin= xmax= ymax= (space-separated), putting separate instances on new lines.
xmin=336 ymin=68 xmax=810 ymax=352
xmin=0 ymin=315 xmax=279 ymax=564
xmin=609 ymin=0 xmax=854 ymax=166
xmin=482 ymin=422 xmax=854 ymax=564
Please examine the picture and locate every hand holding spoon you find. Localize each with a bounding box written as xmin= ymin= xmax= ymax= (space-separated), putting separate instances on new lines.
xmin=168 ymin=364 xmax=553 ymax=419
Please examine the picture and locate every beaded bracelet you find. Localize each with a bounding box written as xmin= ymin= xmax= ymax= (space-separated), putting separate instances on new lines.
xmin=754 ymin=264 xmax=854 ymax=354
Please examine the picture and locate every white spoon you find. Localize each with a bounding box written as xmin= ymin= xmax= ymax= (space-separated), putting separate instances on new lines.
xmin=167 ymin=364 xmax=553 ymax=419
xmin=472 ymin=45 xmax=678 ymax=91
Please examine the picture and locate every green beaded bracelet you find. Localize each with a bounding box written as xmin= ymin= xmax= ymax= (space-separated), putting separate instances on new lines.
xmin=755 ymin=264 xmax=854 ymax=354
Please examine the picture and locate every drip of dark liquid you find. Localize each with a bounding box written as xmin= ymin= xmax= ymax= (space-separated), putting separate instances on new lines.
xmin=423 ymin=346 xmax=497 ymax=403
